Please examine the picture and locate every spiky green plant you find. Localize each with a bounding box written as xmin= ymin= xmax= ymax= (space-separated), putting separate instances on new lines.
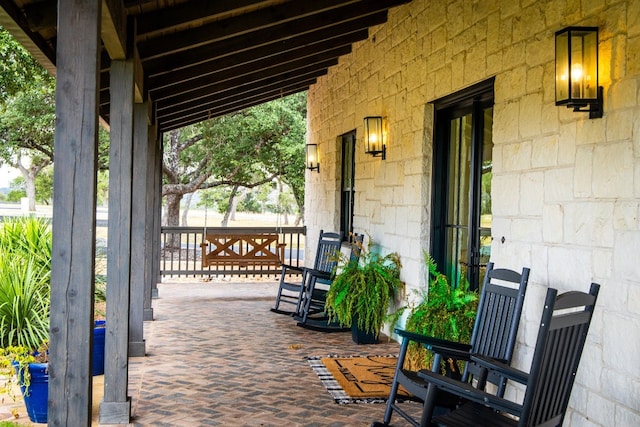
xmin=0 ymin=256 xmax=50 ymax=349
xmin=0 ymin=217 xmax=52 ymax=350
xmin=0 ymin=217 xmax=52 ymax=275
xmin=325 ymin=237 xmax=403 ymax=336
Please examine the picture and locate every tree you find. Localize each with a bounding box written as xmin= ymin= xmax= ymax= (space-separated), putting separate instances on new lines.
xmin=162 ymin=92 xmax=306 ymax=228
xmin=0 ymin=27 xmax=110 ymax=211
xmin=0 ymin=87 xmax=54 ymax=210
xmin=0 ymin=27 xmax=51 ymax=104
xmin=10 ymin=165 xmax=54 ymax=205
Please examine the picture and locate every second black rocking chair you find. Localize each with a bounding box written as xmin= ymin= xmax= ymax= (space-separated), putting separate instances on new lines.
xmin=373 ymin=262 xmax=530 ymax=427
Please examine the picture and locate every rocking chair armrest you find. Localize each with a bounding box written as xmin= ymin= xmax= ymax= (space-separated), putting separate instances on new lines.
xmin=470 ymin=354 xmax=529 ymax=384
xmin=394 ymin=329 xmax=472 ymax=353
xmin=429 ymin=344 xmax=473 ymax=361
xmin=280 ymin=263 xmax=304 ymax=273
xmin=302 ymin=268 xmax=333 ymax=281
xmin=417 ymin=369 xmax=524 ymax=416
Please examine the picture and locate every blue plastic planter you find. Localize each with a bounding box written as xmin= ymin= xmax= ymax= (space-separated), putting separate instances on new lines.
xmin=93 ymin=320 xmax=106 ymax=376
xmin=15 ymin=362 xmax=48 ymax=423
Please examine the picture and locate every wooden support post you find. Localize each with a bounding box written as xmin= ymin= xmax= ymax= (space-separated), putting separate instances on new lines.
xmin=48 ymin=1 xmax=100 ymax=425
xmin=144 ymin=123 xmax=158 ymax=318
xmin=128 ymin=101 xmax=149 ymax=355
xmin=152 ymin=133 xmax=163 ymax=297
xmin=99 ymin=59 xmax=134 ymax=424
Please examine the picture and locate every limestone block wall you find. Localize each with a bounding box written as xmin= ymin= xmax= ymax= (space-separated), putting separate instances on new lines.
xmin=306 ymin=0 xmax=640 ymax=424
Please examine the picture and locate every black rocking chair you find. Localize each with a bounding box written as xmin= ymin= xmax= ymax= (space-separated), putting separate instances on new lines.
xmin=373 ymin=262 xmax=530 ymax=427
xmin=271 ymin=230 xmax=342 ymax=316
xmin=294 ymin=233 xmax=364 ymax=331
xmin=417 ymin=282 xmax=600 ymax=427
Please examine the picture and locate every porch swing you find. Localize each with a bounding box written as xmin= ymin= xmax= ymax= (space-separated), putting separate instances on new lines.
xmin=199 ymin=188 xmax=286 ymax=272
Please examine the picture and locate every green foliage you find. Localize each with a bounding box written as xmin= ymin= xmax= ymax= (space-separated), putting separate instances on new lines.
xmin=0 ymin=342 xmax=48 ymax=399
xmin=325 ymin=237 xmax=403 ymax=336
xmin=5 ymin=189 xmax=25 ymax=202
xmin=0 ymin=27 xmax=52 ymax=103
xmin=164 ymin=92 xmax=306 ymax=225
xmin=237 ymin=191 xmax=262 ymax=213
xmin=34 ymin=166 xmax=53 ymax=204
xmin=0 ymin=217 xmax=52 ymax=350
xmin=403 ymin=254 xmax=479 ymax=371
xmin=0 ymin=257 xmax=50 ymax=350
xmin=0 ymin=86 xmax=55 ymax=160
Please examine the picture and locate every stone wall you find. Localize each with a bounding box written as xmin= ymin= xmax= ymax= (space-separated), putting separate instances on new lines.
xmin=306 ymin=0 xmax=640 ymax=425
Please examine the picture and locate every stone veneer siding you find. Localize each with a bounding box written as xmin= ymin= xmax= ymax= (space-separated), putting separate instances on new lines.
xmin=305 ymin=0 xmax=640 ymax=425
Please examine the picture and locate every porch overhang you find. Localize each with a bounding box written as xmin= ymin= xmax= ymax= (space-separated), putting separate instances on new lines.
xmin=1 ymin=0 xmax=411 ymax=132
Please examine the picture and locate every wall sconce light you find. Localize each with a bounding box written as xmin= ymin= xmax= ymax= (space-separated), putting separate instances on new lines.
xmin=364 ymin=116 xmax=386 ymax=159
xmin=305 ymin=144 xmax=320 ymax=172
xmin=555 ymin=26 xmax=603 ymax=119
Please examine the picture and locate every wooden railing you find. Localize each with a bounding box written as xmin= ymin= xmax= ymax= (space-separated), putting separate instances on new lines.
xmin=160 ymin=226 xmax=306 ymax=278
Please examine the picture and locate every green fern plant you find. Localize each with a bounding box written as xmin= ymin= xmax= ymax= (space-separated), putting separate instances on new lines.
xmin=403 ymin=254 xmax=478 ymax=371
xmin=325 ymin=236 xmax=403 ymax=336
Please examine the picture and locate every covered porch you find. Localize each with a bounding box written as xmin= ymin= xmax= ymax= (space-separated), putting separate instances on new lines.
xmin=4 ymin=279 xmax=410 ymax=426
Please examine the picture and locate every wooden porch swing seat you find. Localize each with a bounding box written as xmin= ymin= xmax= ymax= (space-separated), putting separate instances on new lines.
xmin=271 ymin=230 xmax=342 ymax=315
xmin=416 ymin=282 xmax=600 ymax=427
xmin=200 ymin=233 xmax=286 ymax=270
xmin=373 ymin=262 xmax=530 ymax=427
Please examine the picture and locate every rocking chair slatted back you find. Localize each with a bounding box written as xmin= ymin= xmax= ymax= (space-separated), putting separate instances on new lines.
xmin=465 ymin=265 xmax=530 ymax=392
xmin=523 ymin=283 xmax=599 ymax=426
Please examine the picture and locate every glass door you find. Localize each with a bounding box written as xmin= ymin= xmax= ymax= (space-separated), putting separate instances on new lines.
xmin=432 ymin=85 xmax=493 ymax=290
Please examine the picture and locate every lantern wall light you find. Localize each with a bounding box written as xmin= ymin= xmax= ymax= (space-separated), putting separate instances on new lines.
xmin=555 ymin=26 xmax=603 ymax=119
xmin=364 ymin=116 xmax=386 ymax=160
xmin=305 ymin=144 xmax=320 ymax=172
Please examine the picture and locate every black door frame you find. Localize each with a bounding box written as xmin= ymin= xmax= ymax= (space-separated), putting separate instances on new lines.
xmin=430 ymin=78 xmax=494 ymax=290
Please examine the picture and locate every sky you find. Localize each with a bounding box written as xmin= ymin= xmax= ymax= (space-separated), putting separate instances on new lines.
xmin=0 ymin=165 xmax=20 ymax=188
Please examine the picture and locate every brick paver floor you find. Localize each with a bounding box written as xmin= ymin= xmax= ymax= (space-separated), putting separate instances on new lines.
xmin=126 ymin=280 xmax=422 ymax=426
xmin=0 ymin=279 xmax=423 ymax=426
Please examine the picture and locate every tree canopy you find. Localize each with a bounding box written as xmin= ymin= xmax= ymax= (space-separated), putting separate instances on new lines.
xmin=0 ymin=27 xmax=52 ymax=103
xmin=0 ymin=26 xmax=110 ymax=210
xmin=162 ymin=92 xmax=306 ymax=227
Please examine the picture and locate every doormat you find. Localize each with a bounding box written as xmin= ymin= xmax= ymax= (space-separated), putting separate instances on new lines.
xmin=307 ymin=355 xmax=413 ymax=404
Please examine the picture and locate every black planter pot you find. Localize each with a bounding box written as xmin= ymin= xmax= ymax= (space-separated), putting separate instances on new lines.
xmin=351 ymin=323 xmax=378 ymax=344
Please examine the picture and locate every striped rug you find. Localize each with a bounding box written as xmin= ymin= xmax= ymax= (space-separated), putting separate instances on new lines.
xmin=308 ymin=354 xmax=413 ymax=404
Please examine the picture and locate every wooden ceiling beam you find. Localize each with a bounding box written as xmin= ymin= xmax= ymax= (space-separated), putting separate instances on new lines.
xmin=23 ymin=0 xmax=57 ymax=32
xmin=101 ymin=0 xmax=128 ymax=59
xmin=156 ymin=75 xmax=318 ymax=120
xmin=154 ymin=58 xmax=336 ymax=112
xmin=146 ymin=18 xmax=375 ymax=90
xmin=135 ymin=0 xmax=276 ymax=37
xmin=150 ymin=44 xmax=351 ymax=103
xmin=142 ymin=7 xmax=390 ymax=76
xmin=137 ymin=0 xmax=359 ymax=59
xmin=159 ymin=86 xmax=310 ymax=132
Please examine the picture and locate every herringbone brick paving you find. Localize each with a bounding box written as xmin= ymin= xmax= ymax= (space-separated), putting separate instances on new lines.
xmin=127 ymin=280 xmax=422 ymax=426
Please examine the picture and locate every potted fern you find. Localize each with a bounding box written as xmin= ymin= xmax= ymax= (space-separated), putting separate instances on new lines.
xmin=401 ymin=254 xmax=478 ymax=372
xmin=325 ymin=236 xmax=403 ymax=344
